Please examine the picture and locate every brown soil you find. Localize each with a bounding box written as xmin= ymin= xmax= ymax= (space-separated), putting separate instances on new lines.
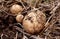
xmin=0 ymin=0 xmax=60 ymax=39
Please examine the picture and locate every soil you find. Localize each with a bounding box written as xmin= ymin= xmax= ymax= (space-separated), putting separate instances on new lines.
xmin=0 ymin=0 xmax=60 ymax=39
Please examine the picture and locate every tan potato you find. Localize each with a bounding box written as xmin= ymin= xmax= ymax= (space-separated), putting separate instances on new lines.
xmin=16 ymin=14 xmax=24 ymax=23
xmin=23 ymin=10 xmax=46 ymax=34
xmin=10 ymin=4 xmax=23 ymax=15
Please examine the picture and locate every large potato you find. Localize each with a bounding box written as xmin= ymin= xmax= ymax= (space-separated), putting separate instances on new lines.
xmin=23 ymin=10 xmax=46 ymax=34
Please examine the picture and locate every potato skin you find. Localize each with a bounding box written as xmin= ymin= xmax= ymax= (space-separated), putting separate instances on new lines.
xmin=23 ymin=10 xmax=46 ymax=34
xmin=10 ymin=4 xmax=23 ymax=15
xmin=16 ymin=14 xmax=24 ymax=23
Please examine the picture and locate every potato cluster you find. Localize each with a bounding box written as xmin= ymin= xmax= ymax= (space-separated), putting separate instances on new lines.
xmin=10 ymin=4 xmax=46 ymax=34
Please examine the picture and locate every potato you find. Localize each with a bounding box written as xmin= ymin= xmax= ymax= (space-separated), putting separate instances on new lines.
xmin=10 ymin=4 xmax=23 ymax=15
xmin=23 ymin=10 xmax=46 ymax=34
xmin=16 ymin=14 xmax=24 ymax=23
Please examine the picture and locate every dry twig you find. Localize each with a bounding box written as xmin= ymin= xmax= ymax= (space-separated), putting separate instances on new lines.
xmin=40 ymin=3 xmax=60 ymax=35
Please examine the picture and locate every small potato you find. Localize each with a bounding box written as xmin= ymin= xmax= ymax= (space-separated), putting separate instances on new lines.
xmin=16 ymin=14 xmax=24 ymax=23
xmin=23 ymin=10 xmax=46 ymax=34
xmin=10 ymin=4 xmax=23 ymax=15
